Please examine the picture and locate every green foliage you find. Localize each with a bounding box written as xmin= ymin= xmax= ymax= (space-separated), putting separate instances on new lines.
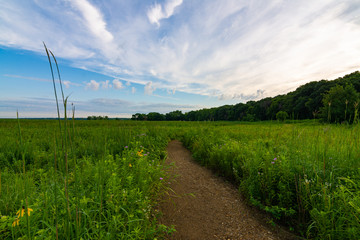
xmin=132 ymin=71 xmax=360 ymax=122
xmin=131 ymin=113 xmax=148 ymax=121
xmin=147 ymin=112 xmax=165 ymax=121
xmin=180 ymin=122 xmax=360 ymax=239
xmin=0 ymin=120 xmax=171 ymax=239
xmin=276 ymin=111 xmax=289 ymax=122
xmin=87 ymin=116 xmax=109 ymax=120
xmin=1 ymin=119 xmax=360 ymax=239
xmin=165 ymin=110 xmax=184 ymax=121
xmin=321 ymin=84 xmax=359 ymax=123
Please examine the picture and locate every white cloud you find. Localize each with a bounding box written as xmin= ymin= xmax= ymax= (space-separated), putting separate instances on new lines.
xmin=126 ymin=81 xmax=131 ymax=86
xmin=0 ymin=97 xmax=201 ymax=118
xmin=147 ymin=3 xmax=163 ymax=26
xmin=144 ymin=82 xmax=155 ymax=95
xmin=63 ymin=81 xmax=71 ymax=89
xmin=85 ymin=80 xmax=100 ymax=90
xmin=132 ymin=87 xmax=136 ymax=94
xmin=113 ymin=79 xmax=124 ymax=89
xmin=167 ymin=88 xmax=176 ymax=95
xmin=70 ymin=0 xmax=113 ymax=43
xmin=2 ymin=0 xmax=360 ymax=103
xmin=147 ymin=0 xmax=183 ymax=26
xmin=101 ymin=80 xmax=111 ymax=89
xmin=219 ymin=89 xmax=265 ymax=101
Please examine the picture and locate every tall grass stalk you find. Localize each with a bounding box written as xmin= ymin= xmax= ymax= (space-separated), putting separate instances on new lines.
xmin=53 ymin=135 xmax=59 ymax=240
xmin=71 ymin=104 xmax=80 ymax=239
xmin=49 ymin=51 xmax=71 ymax=230
xmin=43 ymin=43 xmax=62 ymax=149
xmin=44 ymin=43 xmax=72 ymax=238
xmin=16 ymin=111 xmax=31 ymax=239
xmin=354 ymin=102 xmax=359 ymax=124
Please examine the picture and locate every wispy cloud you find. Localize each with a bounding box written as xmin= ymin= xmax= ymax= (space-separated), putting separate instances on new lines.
xmin=147 ymin=0 xmax=183 ymax=26
xmin=1 ymin=0 xmax=360 ymax=103
xmin=4 ymin=74 xmax=51 ymax=83
xmin=63 ymin=80 xmax=71 ymax=89
xmin=144 ymin=82 xmax=156 ymax=95
xmin=70 ymin=0 xmax=113 ymax=43
xmin=0 ymin=97 xmax=201 ymax=118
xmin=4 ymin=74 xmax=80 ymax=88
xmin=101 ymin=80 xmax=111 ymax=89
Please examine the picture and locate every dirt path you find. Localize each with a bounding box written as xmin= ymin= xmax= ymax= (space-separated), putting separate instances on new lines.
xmin=159 ymin=140 xmax=298 ymax=240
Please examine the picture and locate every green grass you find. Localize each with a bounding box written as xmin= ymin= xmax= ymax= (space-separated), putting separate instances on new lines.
xmin=179 ymin=121 xmax=360 ymax=239
xmin=1 ymin=119 xmax=359 ymax=239
xmin=0 ymin=119 xmax=173 ymax=239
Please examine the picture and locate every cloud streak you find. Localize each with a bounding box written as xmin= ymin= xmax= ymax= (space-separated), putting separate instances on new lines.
xmin=70 ymin=0 xmax=114 ymax=43
xmin=0 ymin=97 xmax=200 ymax=118
xmin=1 ymin=0 xmax=360 ymax=103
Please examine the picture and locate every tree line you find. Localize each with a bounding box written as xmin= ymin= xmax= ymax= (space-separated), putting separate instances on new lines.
xmin=131 ymin=71 xmax=360 ymax=123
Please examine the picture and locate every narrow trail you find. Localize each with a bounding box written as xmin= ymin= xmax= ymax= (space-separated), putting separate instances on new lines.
xmin=159 ymin=140 xmax=297 ymax=240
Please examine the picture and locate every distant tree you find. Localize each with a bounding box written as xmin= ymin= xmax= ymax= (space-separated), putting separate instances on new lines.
xmin=243 ymin=113 xmax=255 ymax=122
xmin=184 ymin=111 xmax=196 ymax=121
xmin=276 ymin=111 xmax=289 ymax=122
xmin=130 ymin=71 xmax=360 ymax=122
xmin=321 ymin=84 xmax=359 ymax=123
xmin=233 ymin=103 xmax=248 ymax=120
xmin=87 ymin=115 xmax=108 ymax=120
xmin=131 ymin=113 xmax=147 ymax=120
xmin=165 ymin=110 xmax=184 ymax=120
xmin=147 ymin=112 xmax=165 ymax=121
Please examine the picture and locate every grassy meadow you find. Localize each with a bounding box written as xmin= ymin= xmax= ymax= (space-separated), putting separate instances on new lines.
xmin=0 ymin=119 xmax=173 ymax=239
xmin=0 ymin=119 xmax=359 ymax=239
xmin=180 ymin=121 xmax=360 ymax=239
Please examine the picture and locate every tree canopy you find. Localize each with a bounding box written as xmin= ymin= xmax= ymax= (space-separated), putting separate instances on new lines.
xmin=130 ymin=71 xmax=360 ymax=123
xmin=321 ymin=84 xmax=359 ymax=123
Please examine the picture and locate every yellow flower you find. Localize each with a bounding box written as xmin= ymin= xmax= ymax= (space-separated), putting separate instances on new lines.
xmin=137 ymin=149 xmax=144 ymax=157
xmin=129 ymin=163 xmax=132 ymax=167
xmin=12 ymin=206 xmax=33 ymax=227
xmin=12 ymin=218 xmax=20 ymax=227
xmin=17 ymin=206 xmax=33 ymax=218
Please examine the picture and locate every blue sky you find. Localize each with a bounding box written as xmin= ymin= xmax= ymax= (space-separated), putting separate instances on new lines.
xmin=1 ymin=0 xmax=360 ymax=118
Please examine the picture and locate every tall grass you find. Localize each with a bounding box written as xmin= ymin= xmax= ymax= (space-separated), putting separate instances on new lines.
xmin=180 ymin=121 xmax=360 ymax=239
xmin=0 ymin=46 xmax=172 ymax=239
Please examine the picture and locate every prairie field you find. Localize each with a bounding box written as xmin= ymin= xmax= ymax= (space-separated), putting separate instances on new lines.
xmin=0 ymin=119 xmax=359 ymax=239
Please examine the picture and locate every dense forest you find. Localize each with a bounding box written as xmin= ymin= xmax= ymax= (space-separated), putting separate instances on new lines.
xmin=131 ymin=71 xmax=360 ymax=123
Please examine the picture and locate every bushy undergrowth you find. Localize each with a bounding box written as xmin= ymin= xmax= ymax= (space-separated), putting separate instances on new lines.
xmin=180 ymin=121 xmax=360 ymax=239
xmin=0 ymin=120 xmax=173 ymax=239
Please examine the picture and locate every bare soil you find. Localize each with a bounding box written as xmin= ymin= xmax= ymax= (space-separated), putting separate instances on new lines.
xmin=159 ymin=140 xmax=299 ymax=240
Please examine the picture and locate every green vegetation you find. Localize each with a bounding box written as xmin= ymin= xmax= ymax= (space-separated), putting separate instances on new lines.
xmin=276 ymin=111 xmax=289 ymax=122
xmin=131 ymin=71 xmax=360 ymax=123
xmin=0 ymin=45 xmax=174 ymax=239
xmin=1 ymin=48 xmax=358 ymax=239
xmin=179 ymin=121 xmax=360 ymax=239
xmin=0 ymin=120 xmax=359 ymax=239
xmin=0 ymin=119 xmax=173 ymax=239
xmin=87 ymin=116 xmax=109 ymax=120
xmin=321 ymin=84 xmax=359 ymax=123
